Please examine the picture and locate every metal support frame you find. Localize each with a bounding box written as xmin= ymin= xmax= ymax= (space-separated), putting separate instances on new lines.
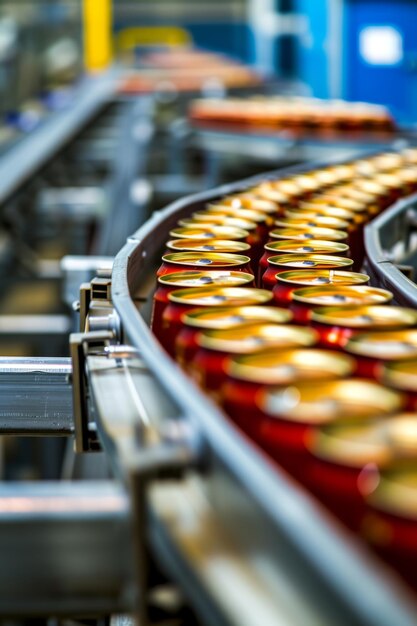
xmin=0 ymin=357 xmax=73 ymax=436
xmin=70 ymin=330 xmax=115 ymax=453
xmin=87 ymin=347 xmax=201 ymax=625
xmin=0 ymin=480 xmax=133 ymax=617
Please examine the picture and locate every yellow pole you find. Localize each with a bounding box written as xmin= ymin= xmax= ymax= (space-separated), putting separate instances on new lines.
xmin=83 ymin=0 xmax=112 ymax=72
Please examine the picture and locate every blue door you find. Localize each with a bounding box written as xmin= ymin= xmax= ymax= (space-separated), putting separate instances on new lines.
xmin=344 ymin=0 xmax=417 ymax=124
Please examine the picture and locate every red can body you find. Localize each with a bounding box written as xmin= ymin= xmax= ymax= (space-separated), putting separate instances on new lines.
xmin=151 ymin=270 xmax=254 ymax=342
xmin=159 ymin=287 xmax=273 ymax=356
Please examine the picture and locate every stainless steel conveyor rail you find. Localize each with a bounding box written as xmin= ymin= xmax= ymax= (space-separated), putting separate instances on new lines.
xmin=101 ymin=164 xmax=417 ymax=626
xmin=365 ymin=192 xmax=417 ymax=306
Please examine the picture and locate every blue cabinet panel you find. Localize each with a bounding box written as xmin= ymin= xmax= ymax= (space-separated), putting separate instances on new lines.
xmin=344 ymin=0 xmax=417 ymax=123
xmin=294 ymin=0 xmax=329 ymax=98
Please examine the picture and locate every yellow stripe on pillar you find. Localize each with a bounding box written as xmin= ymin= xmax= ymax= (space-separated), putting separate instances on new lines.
xmin=83 ymin=0 xmax=112 ymax=72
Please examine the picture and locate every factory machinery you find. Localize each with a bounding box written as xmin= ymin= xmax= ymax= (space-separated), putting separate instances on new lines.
xmin=0 ymin=147 xmax=417 ymax=626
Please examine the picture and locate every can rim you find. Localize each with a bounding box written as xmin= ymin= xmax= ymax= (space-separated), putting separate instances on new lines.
xmin=165 ymin=238 xmax=251 ymax=252
xmin=276 ymin=270 xmax=369 ymax=286
xmin=199 ymin=207 xmax=267 ymax=223
xmin=269 ymin=227 xmax=348 ymax=242
xmin=158 ymin=270 xmax=254 ymax=287
xmin=306 ymin=418 xmax=392 ymax=467
xmin=266 ymin=254 xmax=354 ymax=269
xmin=256 ymin=379 xmax=402 ymax=423
xmin=292 ymin=285 xmax=393 ymax=306
xmin=208 ymin=200 xmax=277 ymax=215
xmin=168 ymin=286 xmax=273 ymax=305
xmin=381 ymin=360 xmax=417 ymax=391
xmin=274 ymin=216 xmax=350 ymax=231
xmin=311 ymin=305 xmax=417 ymax=328
xmin=169 ymin=225 xmax=250 ymax=239
xmin=345 ymin=329 xmax=417 ymax=359
xmin=162 ymin=251 xmax=251 ymax=266
xmin=219 ymin=196 xmax=278 ymax=213
xmin=225 ymin=348 xmax=355 ymax=383
xmin=197 ymin=323 xmax=317 ymax=352
xmin=182 ymin=305 xmax=292 ymax=329
xmin=179 ymin=217 xmax=257 ymax=231
xmin=264 ymin=240 xmax=350 ymax=254
xmin=366 ymin=465 xmax=417 ymax=520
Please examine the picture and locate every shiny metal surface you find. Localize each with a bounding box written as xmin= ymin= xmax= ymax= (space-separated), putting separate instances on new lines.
xmin=0 ymin=481 xmax=133 ymax=616
xmin=365 ymin=193 xmax=417 ymax=306
xmin=0 ymin=357 xmax=73 ymax=435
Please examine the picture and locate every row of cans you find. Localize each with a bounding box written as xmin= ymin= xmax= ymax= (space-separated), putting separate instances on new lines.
xmin=189 ymin=95 xmax=396 ymax=132
xmin=150 ymin=148 xmax=417 ymax=591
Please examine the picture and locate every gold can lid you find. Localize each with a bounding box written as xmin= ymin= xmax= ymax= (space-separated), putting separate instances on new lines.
xmin=311 ymin=305 xmax=417 ymax=328
xmin=291 ymin=174 xmax=321 ymax=192
xmin=354 ymin=160 xmax=378 ymax=176
xmin=292 ymin=285 xmax=393 ymax=307
xmin=372 ymin=153 xmax=404 ymax=171
xmin=220 ymin=195 xmax=278 ymax=213
xmin=346 ymin=329 xmax=417 ymax=360
xmin=381 ymin=360 xmax=417 ymax=391
xmin=197 ymin=323 xmax=318 ymax=353
xmin=328 ymin=164 xmax=356 ymax=182
xmin=274 ymin=215 xmax=350 ymax=231
xmin=396 ymin=167 xmax=417 ymax=184
xmin=272 ymin=179 xmax=303 ymax=196
xmin=158 ymin=270 xmax=254 ymax=288
xmin=162 ymin=252 xmax=251 ymax=267
xmin=165 ymin=239 xmax=251 ymax=253
xmin=225 ymin=348 xmax=354 ymax=384
xmin=385 ymin=414 xmax=417 ymax=457
xmin=179 ymin=216 xmax=257 ymax=231
xmin=249 ymin=185 xmax=293 ymax=204
xmin=277 ymin=269 xmax=369 ymax=287
xmin=307 ymin=419 xmax=392 ymax=467
xmin=311 ymin=196 xmax=367 ymax=213
xmin=374 ymin=173 xmax=401 ymax=189
xmin=308 ymin=414 xmax=417 ymax=468
xmin=168 ymin=286 xmax=273 ymax=306
xmin=285 ymin=202 xmax=355 ymax=224
xmin=169 ymin=226 xmax=250 ymax=240
xmin=264 ymin=239 xmax=350 ymax=255
xmin=269 ymin=227 xmax=348 ymax=242
xmin=366 ymin=464 xmax=417 ymax=520
xmin=402 ymin=148 xmax=417 ymax=164
xmin=325 ymin=185 xmax=377 ymax=204
xmin=312 ymin=167 xmax=341 ymax=187
xmin=202 ymin=206 xmax=267 ymax=223
xmin=267 ymin=254 xmax=354 ymax=270
xmin=294 ymin=203 xmax=361 ymax=223
xmin=355 ymin=179 xmax=387 ymax=196
xmin=257 ymin=379 xmax=402 ymax=423
xmin=183 ymin=305 xmax=292 ymax=329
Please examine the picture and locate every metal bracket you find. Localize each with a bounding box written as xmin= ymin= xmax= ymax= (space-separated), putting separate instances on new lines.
xmin=70 ymin=330 xmax=115 ymax=453
xmin=128 ymin=436 xmax=201 ymax=626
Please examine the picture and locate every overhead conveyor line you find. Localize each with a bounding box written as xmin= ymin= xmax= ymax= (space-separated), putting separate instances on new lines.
xmin=0 ymin=73 xmax=116 ymax=206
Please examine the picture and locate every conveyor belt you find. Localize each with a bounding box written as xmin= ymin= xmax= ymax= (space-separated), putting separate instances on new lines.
xmin=105 ymin=161 xmax=417 ymax=626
